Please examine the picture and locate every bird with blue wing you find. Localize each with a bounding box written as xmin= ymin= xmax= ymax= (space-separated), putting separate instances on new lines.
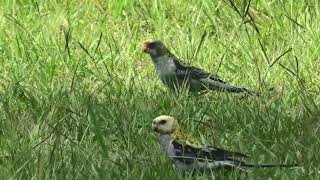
xmin=152 ymin=115 xmax=298 ymax=173
xmin=143 ymin=40 xmax=260 ymax=95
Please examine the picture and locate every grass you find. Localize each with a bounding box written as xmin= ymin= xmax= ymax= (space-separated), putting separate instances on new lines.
xmin=0 ymin=0 xmax=319 ymax=179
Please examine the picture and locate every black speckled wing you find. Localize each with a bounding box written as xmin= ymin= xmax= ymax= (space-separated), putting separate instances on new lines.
xmin=171 ymin=140 xmax=248 ymax=162
xmin=172 ymin=58 xmax=226 ymax=84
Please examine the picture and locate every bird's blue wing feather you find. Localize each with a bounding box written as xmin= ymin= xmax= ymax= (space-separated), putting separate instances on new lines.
xmin=172 ymin=58 xmax=226 ymax=84
xmin=171 ymin=140 xmax=248 ymax=162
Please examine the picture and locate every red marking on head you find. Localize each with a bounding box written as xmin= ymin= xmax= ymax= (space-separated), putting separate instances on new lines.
xmin=142 ymin=40 xmax=151 ymax=53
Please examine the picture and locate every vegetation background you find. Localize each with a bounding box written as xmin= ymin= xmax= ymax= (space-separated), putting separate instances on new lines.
xmin=0 ymin=0 xmax=319 ymax=179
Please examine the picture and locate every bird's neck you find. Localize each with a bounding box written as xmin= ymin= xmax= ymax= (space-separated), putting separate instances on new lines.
xmin=150 ymin=53 xmax=162 ymax=60
xmin=150 ymin=50 xmax=175 ymax=60
xmin=150 ymin=54 xmax=169 ymax=64
xmin=158 ymin=134 xmax=173 ymax=153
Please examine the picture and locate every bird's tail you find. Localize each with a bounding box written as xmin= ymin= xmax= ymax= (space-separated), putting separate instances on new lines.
xmin=226 ymin=86 xmax=260 ymax=96
xmin=221 ymin=85 xmax=278 ymax=97
xmin=240 ymin=163 xmax=299 ymax=168
xmin=205 ymin=79 xmax=260 ymax=96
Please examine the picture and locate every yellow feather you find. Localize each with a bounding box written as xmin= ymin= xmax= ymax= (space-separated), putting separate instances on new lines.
xmin=172 ymin=126 xmax=202 ymax=148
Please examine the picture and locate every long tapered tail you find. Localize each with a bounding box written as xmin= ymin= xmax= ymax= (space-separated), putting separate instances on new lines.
xmin=203 ymin=79 xmax=260 ymax=96
xmin=225 ymin=86 xmax=260 ymax=96
xmin=241 ymin=163 xmax=299 ymax=168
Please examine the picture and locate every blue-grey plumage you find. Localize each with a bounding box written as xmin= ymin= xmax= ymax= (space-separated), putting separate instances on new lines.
xmin=152 ymin=115 xmax=298 ymax=173
xmin=143 ymin=40 xmax=260 ymax=95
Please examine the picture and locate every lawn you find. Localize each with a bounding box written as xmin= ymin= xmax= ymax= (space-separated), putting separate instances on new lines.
xmin=0 ymin=0 xmax=319 ymax=179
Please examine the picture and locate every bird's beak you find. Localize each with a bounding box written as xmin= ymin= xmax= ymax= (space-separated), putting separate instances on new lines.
xmin=142 ymin=41 xmax=150 ymax=53
xmin=151 ymin=123 xmax=157 ymax=131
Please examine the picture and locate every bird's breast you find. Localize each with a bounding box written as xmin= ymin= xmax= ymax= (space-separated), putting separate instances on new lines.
xmin=155 ymin=59 xmax=177 ymax=81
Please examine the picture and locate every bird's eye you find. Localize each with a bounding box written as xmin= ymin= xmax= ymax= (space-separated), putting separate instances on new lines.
xmin=159 ymin=120 xmax=166 ymax=124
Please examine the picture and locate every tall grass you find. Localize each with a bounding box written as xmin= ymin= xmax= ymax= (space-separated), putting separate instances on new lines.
xmin=0 ymin=0 xmax=319 ymax=179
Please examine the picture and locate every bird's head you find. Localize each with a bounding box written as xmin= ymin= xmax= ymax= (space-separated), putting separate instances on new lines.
xmin=152 ymin=115 xmax=178 ymax=134
xmin=142 ymin=40 xmax=170 ymax=58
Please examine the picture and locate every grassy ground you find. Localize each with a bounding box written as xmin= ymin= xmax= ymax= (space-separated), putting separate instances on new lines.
xmin=0 ymin=0 xmax=319 ymax=179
